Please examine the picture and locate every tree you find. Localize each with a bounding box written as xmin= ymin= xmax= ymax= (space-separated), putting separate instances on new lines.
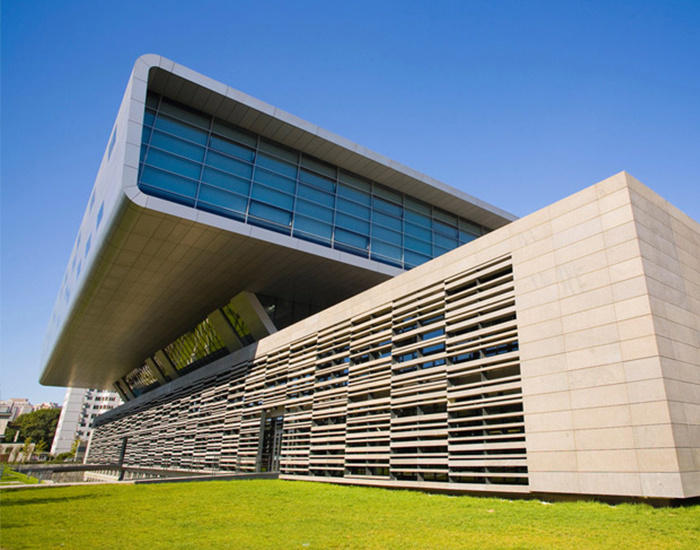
xmin=20 ymin=438 xmax=33 ymax=463
xmin=3 ymin=408 xmax=61 ymax=446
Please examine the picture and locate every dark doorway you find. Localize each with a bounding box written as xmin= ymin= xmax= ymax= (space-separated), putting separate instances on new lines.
xmin=259 ymin=415 xmax=284 ymax=472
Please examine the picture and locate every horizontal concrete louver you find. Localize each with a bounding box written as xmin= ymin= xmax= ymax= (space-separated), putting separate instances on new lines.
xmin=87 ymin=254 xmax=527 ymax=491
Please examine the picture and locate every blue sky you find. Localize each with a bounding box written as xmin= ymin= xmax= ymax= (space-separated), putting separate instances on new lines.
xmin=2 ymin=0 xmax=698 ymax=404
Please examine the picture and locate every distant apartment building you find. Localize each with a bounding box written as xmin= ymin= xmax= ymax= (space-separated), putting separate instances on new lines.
xmin=50 ymin=388 xmax=122 ymax=455
xmin=0 ymin=398 xmax=34 ymax=422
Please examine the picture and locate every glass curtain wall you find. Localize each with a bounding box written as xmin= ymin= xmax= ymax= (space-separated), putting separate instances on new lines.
xmin=138 ymin=93 xmax=486 ymax=270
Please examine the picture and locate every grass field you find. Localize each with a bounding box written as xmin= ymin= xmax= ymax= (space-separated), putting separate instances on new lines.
xmin=0 ymin=468 xmax=40 ymax=486
xmin=1 ymin=479 xmax=699 ymax=549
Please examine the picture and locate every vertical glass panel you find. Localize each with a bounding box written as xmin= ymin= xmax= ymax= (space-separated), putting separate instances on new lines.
xmin=209 ymin=135 xmax=255 ymax=162
xmin=150 ymin=131 xmax=206 ymax=162
xmin=253 ymin=167 xmax=296 ymax=194
xmin=258 ymin=139 xmax=298 ymax=164
xmin=140 ymin=166 xmax=198 ymax=199
xmin=405 ymin=197 xmax=430 ymax=215
xmin=372 ymin=210 xmax=402 ymax=231
xmin=435 ymin=233 xmax=458 ymax=249
xmin=404 ymin=221 xmax=431 ymax=241
xmin=249 ymin=201 xmax=292 ymax=227
xmin=374 ymin=185 xmax=401 ymax=205
xmin=145 ymin=149 xmax=202 ymax=180
xmin=434 ymin=209 xmax=457 ymax=225
xmin=256 ymin=152 xmax=298 ymax=178
xmin=206 ymin=151 xmax=253 ymax=179
xmin=212 ymin=120 xmax=257 ymax=148
xmin=336 ymin=197 xmax=370 ymax=219
xmin=371 ymin=240 xmax=401 ymax=260
xmin=159 ymin=98 xmax=211 ymax=129
xmin=338 ymin=170 xmax=371 ymax=192
xmin=372 ymin=196 xmax=402 ymax=217
xmin=295 ymin=199 xmax=333 ymax=223
xmin=300 ymin=155 xmax=336 ymax=179
xmin=334 ymin=228 xmax=369 ymax=250
xmin=404 ymin=235 xmax=431 ymax=255
xmin=405 ymin=209 xmax=431 ymax=228
xmin=371 ymin=225 xmax=402 ymax=246
xmin=404 ymin=250 xmax=431 ymax=268
xmin=459 ymin=231 xmax=478 ymax=244
xmin=201 ymin=167 xmax=250 ymax=196
xmin=198 ymin=185 xmax=248 ymax=214
xmin=146 ymin=92 xmax=160 ymax=109
xmin=300 ymin=169 xmax=335 ymax=193
xmin=434 ymin=220 xmax=458 ymax=238
xmin=335 ymin=212 xmax=369 ymax=234
xmin=297 ymin=183 xmax=334 ymax=207
xmin=337 ymin=184 xmax=371 ymax=206
xmin=153 ymin=115 xmax=208 ymax=145
xmin=251 ymin=183 xmax=294 ymax=210
xmin=293 ymin=216 xmax=332 ymax=241
xmin=143 ymin=109 xmax=156 ymax=127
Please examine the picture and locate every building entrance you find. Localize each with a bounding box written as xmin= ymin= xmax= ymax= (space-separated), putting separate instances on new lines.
xmin=259 ymin=413 xmax=284 ymax=472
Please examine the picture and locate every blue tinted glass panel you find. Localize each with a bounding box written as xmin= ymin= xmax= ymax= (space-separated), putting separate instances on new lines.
xmin=206 ymin=151 xmax=253 ymax=179
xmin=201 ymin=167 xmax=250 ymax=196
xmin=335 ymin=228 xmax=368 ymax=250
xmin=338 ymin=183 xmax=371 ymax=205
xmin=373 ymin=196 xmax=402 ymax=217
xmin=435 ymin=233 xmax=458 ymax=249
xmin=298 ymin=183 xmax=334 ymax=207
xmin=154 ymin=115 xmax=208 ymax=145
xmin=435 ymin=209 xmax=457 ymax=225
xmin=198 ymin=185 xmax=248 ymax=213
xmin=294 ymin=216 xmax=332 ymax=240
xmin=209 ymin=136 xmax=255 ymax=162
xmin=372 ymin=210 xmax=402 ymax=231
xmin=338 ymin=170 xmax=371 ymax=192
xmin=146 ymin=149 xmax=201 ymax=180
xmin=374 ymin=185 xmax=401 ymax=205
xmin=249 ymin=201 xmax=291 ymax=226
xmin=296 ymin=199 xmax=333 ymax=222
xmin=301 ymin=156 xmax=336 ymax=179
xmin=300 ymin=169 xmax=335 ymax=193
xmin=197 ymin=201 xmax=245 ymax=222
xmin=160 ymin=99 xmax=210 ymax=129
xmin=435 ymin=220 xmax=458 ymax=238
xmin=405 ymin=209 xmax=431 ymax=228
xmin=336 ymin=197 xmax=370 ymax=219
xmin=405 ymin=197 xmax=430 ymax=215
xmin=146 ymin=93 xmax=159 ymax=109
xmin=459 ymin=231 xmax=477 ymax=244
xmin=335 ymin=212 xmax=369 ymax=234
xmin=404 ymin=236 xmax=431 ymax=255
xmin=140 ymin=184 xmax=196 ymax=207
xmin=150 ymin=131 xmax=205 ymax=162
xmin=259 ymin=139 xmax=298 ymax=163
xmin=144 ymin=109 xmax=156 ymax=127
xmin=404 ymin=250 xmax=431 ymax=267
xmin=372 ymin=225 xmax=402 ymax=246
xmin=434 ymin=246 xmax=451 ymax=256
xmin=141 ymin=166 xmax=198 ymax=198
xmin=254 ymin=168 xmax=296 ymax=194
xmin=212 ymin=121 xmax=257 ymax=148
xmin=372 ymin=240 xmax=402 ymax=260
xmin=252 ymin=184 xmax=294 ymax=210
xmin=404 ymin=221 xmax=431 ymax=241
xmin=257 ymin=153 xmax=297 ymax=178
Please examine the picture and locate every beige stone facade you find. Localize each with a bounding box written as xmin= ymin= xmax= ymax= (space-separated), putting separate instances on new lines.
xmin=88 ymin=172 xmax=699 ymax=500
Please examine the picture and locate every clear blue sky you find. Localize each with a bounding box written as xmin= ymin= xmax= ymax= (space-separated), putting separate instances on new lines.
xmin=2 ymin=0 xmax=698 ymax=404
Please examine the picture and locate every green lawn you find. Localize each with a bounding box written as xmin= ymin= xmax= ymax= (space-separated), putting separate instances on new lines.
xmin=1 ymin=479 xmax=698 ymax=549
xmin=0 ymin=467 xmax=40 ymax=486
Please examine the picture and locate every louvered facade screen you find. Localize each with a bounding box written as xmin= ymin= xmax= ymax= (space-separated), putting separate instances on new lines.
xmin=88 ymin=255 xmax=527 ymax=491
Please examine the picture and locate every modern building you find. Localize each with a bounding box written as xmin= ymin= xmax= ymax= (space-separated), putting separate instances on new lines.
xmin=50 ymin=388 xmax=121 ymax=455
xmin=41 ymin=55 xmax=699 ymax=501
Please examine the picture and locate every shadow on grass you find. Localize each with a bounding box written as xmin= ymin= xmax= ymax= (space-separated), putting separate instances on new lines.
xmin=1 ymin=493 xmax=105 ymax=507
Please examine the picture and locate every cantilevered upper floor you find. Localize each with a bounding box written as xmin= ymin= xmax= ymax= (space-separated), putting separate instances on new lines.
xmin=40 ymin=54 xmax=515 ymax=393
